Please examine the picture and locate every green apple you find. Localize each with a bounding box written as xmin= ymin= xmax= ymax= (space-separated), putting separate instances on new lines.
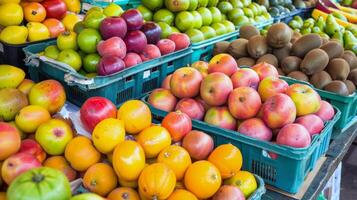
xmin=86 ymin=7 xmax=103 ymax=15
xmin=188 ymin=0 xmax=198 ymax=11
xmin=255 ymin=15 xmax=266 ymax=23
xmin=222 ymin=20 xmax=235 ymax=33
xmin=209 ymin=7 xmax=222 ymax=24
xmin=153 ymin=9 xmax=175 ymax=25
xmin=137 ymin=5 xmax=153 ymax=21
xmin=103 ymin=3 xmax=124 ymax=17
xmin=186 ymin=29 xmax=205 ymax=43
xmin=84 ymin=11 xmax=106 ymax=29
xmin=197 ymin=7 xmax=213 ymax=26
xmin=232 ymin=15 xmax=250 ymax=26
xmin=198 ymin=0 xmax=208 ymax=7
xmin=83 ymin=53 xmax=100 ymax=73
xmin=142 ymin=0 xmax=164 ymax=11
xmin=191 ymin=11 xmax=203 ymax=29
xmin=171 ymin=26 xmax=180 ymax=33
xmin=175 ymin=11 xmax=194 ymax=32
xmin=211 ymin=23 xmax=227 ymax=35
xmin=248 ymin=4 xmax=258 ymax=16
xmin=73 ymin=21 xmax=85 ymax=34
xmin=35 ymin=119 xmax=73 ymax=156
xmin=165 ymin=0 xmax=190 ymax=12
xmin=207 ymin=0 xmax=219 ymax=6
xmin=157 ymin=22 xmax=172 ymax=38
xmin=221 ymin=14 xmax=227 ymax=21
xmin=77 ymin=28 xmax=102 ymax=54
xmin=218 ymin=1 xmax=233 ymax=14
xmin=263 ymin=12 xmax=271 ymax=19
xmin=260 ymin=5 xmax=268 ymax=13
xmin=200 ymin=26 xmax=216 ymax=39
xmin=44 ymin=45 xmax=60 ymax=60
xmin=243 ymin=8 xmax=254 ymax=18
xmin=228 ymin=8 xmax=244 ymax=21
xmin=242 ymin=0 xmax=252 ymax=7
xmin=229 ymin=0 xmax=243 ymax=8
xmin=78 ymin=69 xmax=86 ymax=76
xmin=57 ymin=49 xmax=82 ymax=71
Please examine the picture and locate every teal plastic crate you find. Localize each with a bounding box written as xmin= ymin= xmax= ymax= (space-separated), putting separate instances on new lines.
xmin=280 ymin=76 xmax=357 ymax=131
xmin=81 ymin=0 xmax=140 ymax=12
xmin=249 ymin=175 xmax=266 ymax=200
xmin=142 ymin=94 xmax=340 ymax=194
xmin=23 ymin=40 xmax=192 ymax=107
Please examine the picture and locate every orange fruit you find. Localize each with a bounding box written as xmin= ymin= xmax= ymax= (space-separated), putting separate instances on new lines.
xmin=107 ymin=187 xmax=140 ymax=200
xmin=175 ymin=181 xmax=185 ymax=190
xmin=112 ymin=140 xmax=145 ymax=181
xmin=42 ymin=18 xmax=65 ymax=37
xmin=117 ymin=100 xmax=151 ymax=134
xmin=83 ymin=163 xmax=117 ymax=196
xmin=0 ymin=192 xmax=6 ymax=200
xmin=64 ymin=136 xmax=101 ymax=171
xmin=137 ymin=125 xmax=171 ymax=158
xmin=43 ymin=156 xmax=77 ymax=181
xmin=208 ymin=143 xmax=242 ymax=179
xmin=168 ymin=189 xmax=198 ymax=200
xmin=224 ymin=170 xmax=257 ymax=198
xmin=138 ymin=163 xmax=176 ymax=200
xmin=157 ymin=145 xmax=191 ymax=180
xmin=24 ymin=2 xmax=46 ymax=22
xmin=118 ymin=176 xmax=138 ymax=188
xmin=184 ymin=160 xmax=221 ymax=199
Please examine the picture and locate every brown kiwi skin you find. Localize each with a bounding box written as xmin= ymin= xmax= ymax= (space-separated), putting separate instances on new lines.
xmin=291 ymin=34 xmax=322 ymax=58
xmin=267 ymin=23 xmax=292 ymax=48
xmin=287 ymin=71 xmax=309 ymax=82
xmin=342 ymin=50 xmax=357 ymax=71
xmin=256 ymin=54 xmax=278 ymax=68
xmin=348 ymin=69 xmax=357 ymax=86
xmin=300 ymin=49 xmax=329 ymax=75
xmin=309 ymin=71 xmax=332 ymax=89
xmin=247 ymin=35 xmax=268 ymax=59
xmin=290 ymin=31 xmax=301 ymax=44
xmin=213 ymin=41 xmax=230 ymax=56
xmin=273 ymin=43 xmax=292 ymax=63
xmin=326 ymin=58 xmax=350 ymax=80
xmin=322 ymin=38 xmax=329 ymax=45
xmin=343 ymin=80 xmax=356 ymax=94
xmin=323 ymin=81 xmax=350 ymax=96
xmin=228 ymin=39 xmax=249 ymax=59
xmin=277 ymin=68 xmax=285 ymax=76
xmin=281 ymin=56 xmax=302 ymax=74
xmin=320 ymin=41 xmax=344 ymax=60
xmin=240 ymin=25 xmax=260 ymax=40
xmin=236 ymin=57 xmax=256 ymax=67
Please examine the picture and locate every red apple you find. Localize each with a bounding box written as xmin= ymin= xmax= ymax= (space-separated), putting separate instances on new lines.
xmin=296 ymin=114 xmax=324 ymax=136
xmin=19 ymin=139 xmax=46 ymax=163
xmin=182 ymin=130 xmax=214 ymax=160
xmin=140 ymin=44 xmax=161 ymax=62
xmin=123 ymin=52 xmax=142 ymax=68
xmin=212 ymin=185 xmax=245 ymax=200
xmin=80 ymin=97 xmax=117 ymax=132
xmin=141 ymin=22 xmax=162 ymax=44
xmin=175 ymin=98 xmax=205 ymax=120
xmin=258 ymin=77 xmax=289 ymax=102
xmin=200 ymin=72 xmax=233 ymax=106
xmin=204 ymin=106 xmax=237 ymax=130
xmin=168 ymin=33 xmax=191 ymax=50
xmin=97 ymin=37 xmax=127 ymax=59
xmin=156 ymin=39 xmax=176 ymax=55
xmin=277 ymin=123 xmax=311 ymax=148
xmin=286 ymin=84 xmax=321 ymax=116
xmin=251 ymin=62 xmax=279 ymax=81
xmin=0 ymin=122 xmax=21 ymax=161
xmin=161 ymin=74 xmax=172 ymax=90
xmin=228 ymin=87 xmax=261 ymax=119
xmin=162 ymin=111 xmax=192 ymax=142
xmin=231 ymin=68 xmax=260 ymax=89
xmin=191 ymin=61 xmax=209 ymax=78
xmin=97 ymin=56 xmax=125 ymax=76
xmin=238 ymin=118 xmax=272 ymax=141
xmin=170 ymin=67 xmax=203 ymax=98
xmin=315 ymin=100 xmax=335 ymax=121
xmin=1 ymin=153 xmax=41 ymax=184
xmin=261 ymin=94 xmax=296 ymax=129
xmin=195 ymin=96 xmax=211 ymax=111
xmin=208 ymin=54 xmax=238 ymax=76
xmin=124 ymin=30 xmax=148 ymax=53
xmin=121 ymin=9 xmax=144 ymax=31
xmin=99 ymin=17 xmax=127 ymax=39
xmin=148 ymin=88 xmax=177 ymax=112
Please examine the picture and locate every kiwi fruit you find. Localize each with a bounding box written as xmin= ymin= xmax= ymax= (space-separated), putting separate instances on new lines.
xmin=322 ymin=38 xmax=329 ymax=45
xmin=256 ymin=54 xmax=278 ymax=67
xmin=310 ymin=71 xmax=332 ymax=89
xmin=287 ymin=71 xmax=309 ymax=82
xmin=323 ymin=81 xmax=349 ymax=96
xmin=326 ymin=58 xmax=350 ymax=80
xmin=247 ymin=35 xmax=268 ymax=59
xmin=267 ymin=23 xmax=292 ymax=48
xmin=300 ymin=49 xmax=329 ymax=75
xmin=343 ymin=80 xmax=356 ymax=94
xmin=342 ymin=50 xmax=357 ymax=70
xmin=228 ymin=39 xmax=248 ymax=59
xmin=277 ymin=68 xmax=285 ymax=75
xmin=281 ymin=56 xmax=302 ymax=74
xmin=291 ymin=34 xmax=322 ymax=58
xmin=240 ymin=25 xmax=260 ymax=40
xmin=291 ymin=31 xmax=302 ymax=44
xmin=273 ymin=43 xmax=292 ymax=62
xmin=320 ymin=41 xmax=344 ymax=60
xmin=213 ymin=41 xmax=230 ymax=56
xmin=348 ymin=69 xmax=357 ymax=86
xmin=236 ymin=57 xmax=256 ymax=67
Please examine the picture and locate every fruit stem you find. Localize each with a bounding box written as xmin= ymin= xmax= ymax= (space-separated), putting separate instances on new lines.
xmin=32 ymin=173 xmax=44 ymax=183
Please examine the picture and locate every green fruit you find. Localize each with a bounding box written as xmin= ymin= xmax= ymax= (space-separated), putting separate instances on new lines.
xmin=208 ymin=7 xmax=222 ymax=24
xmin=218 ymin=1 xmax=233 ymax=14
xmin=228 ymin=8 xmax=244 ymax=21
xmin=288 ymin=20 xmax=302 ymax=29
xmin=221 ymin=14 xmax=227 ymax=21
xmin=230 ymin=0 xmax=244 ymax=8
xmin=197 ymin=7 xmax=213 ymax=26
xmin=0 ymin=88 xmax=28 ymax=121
xmin=77 ymin=28 xmax=102 ymax=54
xmin=260 ymin=5 xmax=268 ymax=13
xmin=78 ymin=69 xmax=86 ymax=76
xmin=233 ymin=15 xmax=250 ymax=26
xmin=262 ymin=12 xmax=271 ymax=19
xmin=171 ymin=26 xmax=180 ymax=33
xmin=268 ymin=7 xmax=279 ymax=17
xmin=207 ymin=0 xmax=219 ymax=7
xmin=200 ymin=26 xmax=216 ymax=39
xmin=242 ymin=0 xmax=251 ymax=7
xmin=319 ymin=33 xmax=330 ymax=40
xmin=57 ymin=31 xmax=77 ymax=51
xmin=137 ymin=5 xmax=153 ymax=21
xmin=301 ymin=27 xmax=311 ymax=35
xmin=157 ymin=22 xmax=172 ymax=38
xmin=261 ymin=29 xmax=268 ymax=36
xmin=83 ymin=53 xmax=100 ymax=73
xmin=153 ymin=9 xmax=175 ymax=25
xmin=165 ymin=0 xmax=190 ymax=12
xmin=84 ymin=11 xmax=106 ymax=29
xmin=332 ymin=12 xmax=348 ymax=22
xmin=312 ymin=26 xmax=321 ymax=33
xmin=186 ymin=29 xmax=205 ymax=43
xmin=344 ymin=31 xmax=357 ymax=53
xmin=73 ymin=21 xmax=85 ymax=34
xmin=325 ymin=14 xmax=340 ymax=36
xmin=142 ymin=0 xmax=164 ymax=11
xmin=85 ymin=73 xmax=97 ymax=78
xmin=254 ymin=15 xmax=265 ymax=23
xmin=86 ymin=7 xmax=103 ymax=15
xmin=70 ymin=193 xmax=104 ymax=200
xmin=44 ymin=45 xmax=60 ymax=60
xmin=191 ymin=11 xmax=203 ymax=29
xmin=198 ymin=0 xmax=208 ymax=7
xmin=243 ymin=8 xmax=254 ymax=18
xmin=103 ymin=3 xmax=124 ymax=17
xmin=188 ymin=0 xmax=198 ymax=11
xmin=211 ymin=23 xmax=227 ymax=35
xmin=175 ymin=11 xmax=194 ymax=32
xmin=57 ymin=49 xmax=82 ymax=71
xmin=222 ymin=20 xmax=235 ymax=32
xmin=248 ymin=4 xmax=258 ymax=16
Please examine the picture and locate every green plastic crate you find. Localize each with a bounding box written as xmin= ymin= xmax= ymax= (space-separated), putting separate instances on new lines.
xmin=280 ymin=76 xmax=357 ymax=131
xmin=142 ymin=94 xmax=340 ymax=194
xmin=23 ymin=40 xmax=192 ymax=107
xmin=81 ymin=0 xmax=140 ymax=12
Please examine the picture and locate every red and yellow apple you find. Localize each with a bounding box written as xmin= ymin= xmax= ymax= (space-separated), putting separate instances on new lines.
xmin=148 ymin=88 xmax=177 ymax=112
xmin=231 ymin=68 xmax=260 ymax=89
xmin=286 ymin=84 xmax=321 ymax=116
xmin=277 ymin=123 xmax=311 ymax=148
xmin=191 ymin=61 xmax=209 ymax=78
xmin=44 ymin=156 xmax=77 ymax=181
xmin=17 ymin=79 xmax=35 ymax=95
xmin=0 ymin=122 xmax=21 ymax=161
xmin=161 ymin=74 xmax=172 ymax=90
xmin=251 ymin=62 xmax=279 ymax=81
xmin=258 ymin=77 xmax=289 ymax=102
xmin=204 ymin=106 xmax=237 ymax=130
xmin=296 ymin=114 xmax=324 ymax=136
xmin=315 ymin=100 xmax=335 ymax=121
xmin=19 ymin=139 xmax=47 ymax=163
xmin=228 ymin=87 xmax=261 ymax=119
xmin=175 ymin=98 xmax=205 ymax=120
xmin=15 ymin=105 xmax=51 ymax=133
xmin=170 ymin=67 xmax=203 ymax=98
xmin=238 ymin=118 xmax=272 ymax=141
xmin=200 ymin=72 xmax=233 ymax=106
xmin=208 ymin=53 xmax=238 ymax=76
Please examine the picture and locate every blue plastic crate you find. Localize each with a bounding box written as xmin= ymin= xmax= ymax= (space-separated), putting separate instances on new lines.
xmin=249 ymin=175 xmax=266 ymax=200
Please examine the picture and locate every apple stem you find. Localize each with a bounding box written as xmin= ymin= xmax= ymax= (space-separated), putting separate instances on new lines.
xmin=32 ymin=173 xmax=44 ymax=183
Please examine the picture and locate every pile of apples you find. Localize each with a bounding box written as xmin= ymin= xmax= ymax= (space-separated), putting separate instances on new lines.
xmin=148 ymin=54 xmax=337 ymax=149
xmin=0 ymin=0 xmax=81 ymax=44
xmin=43 ymin=5 xmax=191 ymax=77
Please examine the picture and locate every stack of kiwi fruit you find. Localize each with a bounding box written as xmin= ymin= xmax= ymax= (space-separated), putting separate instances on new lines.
xmin=213 ymin=23 xmax=357 ymax=96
